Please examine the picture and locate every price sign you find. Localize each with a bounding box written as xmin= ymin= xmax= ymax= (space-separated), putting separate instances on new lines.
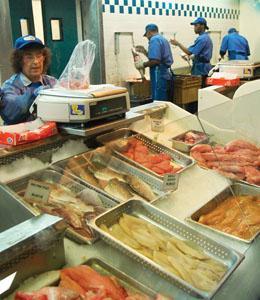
xmin=24 ymin=180 xmax=51 ymax=203
xmin=163 ymin=173 xmax=178 ymax=191
xmin=151 ymin=118 xmax=164 ymax=132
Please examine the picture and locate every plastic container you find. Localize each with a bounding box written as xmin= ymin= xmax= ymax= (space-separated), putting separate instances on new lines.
xmin=206 ymin=77 xmax=240 ymax=87
xmin=173 ymin=75 xmax=202 ymax=104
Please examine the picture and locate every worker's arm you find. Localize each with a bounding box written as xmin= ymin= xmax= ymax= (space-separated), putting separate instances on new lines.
xmin=219 ymin=35 xmax=228 ymax=59
xmin=188 ymin=36 xmax=208 ymax=58
xmin=144 ymin=59 xmax=160 ymax=68
xmin=246 ymin=40 xmax=250 ymax=56
xmin=0 ymin=81 xmax=37 ymax=124
xmin=170 ymin=39 xmax=191 ymax=56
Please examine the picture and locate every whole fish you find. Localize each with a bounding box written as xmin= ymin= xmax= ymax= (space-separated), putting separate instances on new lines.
xmin=124 ymin=174 xmax=156 ymax=202
xmin=94 ymin=167 xmax=125 ymax=182
xmin=104 ymin=178 xmax=133 ymax=202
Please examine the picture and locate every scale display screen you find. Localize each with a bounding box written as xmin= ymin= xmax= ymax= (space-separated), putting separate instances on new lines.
xmin=89 ymin=96 xmax=127 ymax=118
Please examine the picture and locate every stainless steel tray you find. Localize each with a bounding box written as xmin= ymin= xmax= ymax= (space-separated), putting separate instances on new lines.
xmin=6 ymin=168 xmax=116 ymax=244
xmin=52 ymin=150 xmax=174 ymax=203
xmin=5 ymin=257 xmax=158 ymax=299
xmin=90 ymin=199 xmax=244 ymax=299
xmin=187 ymin=183 xmax=260 ymax=243
xmin=96 ymin=128 xmax=194 ymax=180
xmin=85 ymin=258 xmax=157 ymax=297
xmin=170 ymin=130 xmax=209 ymax=153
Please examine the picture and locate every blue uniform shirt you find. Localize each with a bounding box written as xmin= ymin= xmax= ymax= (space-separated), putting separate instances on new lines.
xmin=1 ymin=73 xmax=56 ymax=125
xmin=220 ymin=32 xmax=250 ymax=60
xmin=148 ymin=34 xmax=173 ymax=100
xmin=188 ymin=32 xmax=213 ymax=76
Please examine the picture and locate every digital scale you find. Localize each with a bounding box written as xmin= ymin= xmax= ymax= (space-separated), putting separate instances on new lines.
xmin=36 ymin=84 xmax=144 ymax=136
xmin=37 ymin=85 xmax=131 ymax=123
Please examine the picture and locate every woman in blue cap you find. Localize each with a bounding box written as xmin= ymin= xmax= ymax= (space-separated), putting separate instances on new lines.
xmin=135 ymin=24 xmax=174 ymax=101
xmin=220 ymin=28 xmax=250 ymax=60
xmin=170 ymin=18 xmax=213 ymax=82
xmin=0 ymin=35 xmax=56 ymax=125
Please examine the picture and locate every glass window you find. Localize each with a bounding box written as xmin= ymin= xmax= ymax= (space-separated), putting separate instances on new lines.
xmin=50 ymin=19 xmax=63 ymax=41
xmin=20 ymin=18 xmax=29 ymax=36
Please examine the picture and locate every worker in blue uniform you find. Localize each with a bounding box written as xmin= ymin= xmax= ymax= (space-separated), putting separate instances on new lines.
xmin=0 ymin=35 xmax=56 ymax=125
xmin=135 ymin=24 xmax=174 ymax=101
xmin=170 ymin=17 xmax=213 ymax=80
xmin=220 ymin=28 xmax=250 ymax=60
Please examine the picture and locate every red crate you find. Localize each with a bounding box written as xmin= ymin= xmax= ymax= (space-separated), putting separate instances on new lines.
xmin=207 ymin=77 xmax=240 ymax=87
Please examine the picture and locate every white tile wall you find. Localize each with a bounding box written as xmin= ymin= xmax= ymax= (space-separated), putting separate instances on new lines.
xmin=102 ymin=0 xmax=240 ymax=85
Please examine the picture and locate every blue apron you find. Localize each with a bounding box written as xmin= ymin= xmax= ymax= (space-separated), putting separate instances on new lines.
xmin=150 ymin=64 xmax=172 ymax=101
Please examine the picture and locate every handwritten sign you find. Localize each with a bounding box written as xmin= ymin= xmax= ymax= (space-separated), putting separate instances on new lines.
xmin=163 ymin=173 xmax=178 ymax=191
xmin=24 ymin=180 xmax=51 ymax=203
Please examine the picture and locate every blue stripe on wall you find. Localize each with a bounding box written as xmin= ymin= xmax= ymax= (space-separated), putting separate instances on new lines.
xmin=103 ymin=1 xmax=239 ymax=19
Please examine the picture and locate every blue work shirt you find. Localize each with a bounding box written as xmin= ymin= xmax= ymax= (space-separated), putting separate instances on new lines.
xmin=188 ymin=32 xmax=213 ymax=76
xmin=1 ymin=73 xmax=56 ymax=125
xmin=148 ymin=34 xmax=173 ymax=100
xmin=220 ymin=32 xmax=250 ymax=60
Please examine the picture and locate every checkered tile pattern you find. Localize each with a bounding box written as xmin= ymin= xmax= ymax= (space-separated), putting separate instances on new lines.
xmin=102 ymin=0 xmax=240 ymax=20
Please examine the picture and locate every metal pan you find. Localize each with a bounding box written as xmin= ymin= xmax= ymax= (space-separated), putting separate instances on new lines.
xmin=186 ymin=183 xmax=260 ymax=243
xmin=52 ymin=150 xmax=174 ymax=203
xmin=90 ymin=199 xmax=244 ymax=299
xmin=85 ymin=258 xmax=157 ymax=297
xmin=6 ymin=168 xmax=116 ymax=244
xmin=96 ymin=128 xmax=195 ymax=180
xmin=170 ymin=130 xmax=209 ymax=153
xmin=5 ymin=258 xmax=158 ymax=299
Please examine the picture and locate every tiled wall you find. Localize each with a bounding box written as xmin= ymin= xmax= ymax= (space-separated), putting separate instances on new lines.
xmin=102 ymin=0 xmax=240 ymax=85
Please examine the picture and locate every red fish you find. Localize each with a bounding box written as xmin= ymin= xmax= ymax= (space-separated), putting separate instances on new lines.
xmin=15 ymin=287 xmax=79 ymax=300
xmin=60 ymin=265 xmax=128 ymax=299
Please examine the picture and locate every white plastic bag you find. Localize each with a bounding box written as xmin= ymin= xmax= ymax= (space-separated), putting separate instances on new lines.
xmin=57 ymin=40 xmax=96 ymax=90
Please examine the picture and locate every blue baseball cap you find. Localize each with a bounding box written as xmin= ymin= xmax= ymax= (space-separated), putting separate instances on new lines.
xmin=191 ymin=17 xmax=209 ymax=30
xmin=228 ymin=28 xmax=237 ymax=34
xmin=14 ymin=35 xmax=45 ymax=50
xmin=144 ymin=24 xmax=159 ymax=36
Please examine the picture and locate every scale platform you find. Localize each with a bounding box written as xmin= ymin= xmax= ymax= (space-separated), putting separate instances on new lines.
xmin=58 ymin=111 xmax=144 ymax=137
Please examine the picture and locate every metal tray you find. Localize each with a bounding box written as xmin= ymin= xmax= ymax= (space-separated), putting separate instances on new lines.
xmin=5 ymin=258 xmax=158 ymax=299
xmin=6 ymin=168 xmax=116 ymax=244
xmin=170 ymin=130 xmax=209 ymax=153
xmin=90 ymin=199 xmax=244 ymax=299
xmin=187 ymin=183 xmax=260 ymax=243
xmin=96 ymin=128 xmax=195 ymax=180
xmin=85 ymin=258 xmax=157 ymax=297
xmin=52 ymin=150 xmax=174 ymax=203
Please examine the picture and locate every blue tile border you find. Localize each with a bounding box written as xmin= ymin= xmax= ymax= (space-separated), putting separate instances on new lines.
xmin=102 ymin=0 xmax=240 ymax=20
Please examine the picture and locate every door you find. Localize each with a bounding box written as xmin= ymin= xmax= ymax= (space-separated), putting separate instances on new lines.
xmin=9 ymin=0 xmax=35 ymax=40
xmin=41 ymin=0 xmax=78 ymax=78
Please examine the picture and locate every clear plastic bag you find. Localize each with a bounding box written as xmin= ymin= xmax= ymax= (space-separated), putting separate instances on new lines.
xmin=57 ymin=40 xmax=96 ymax=90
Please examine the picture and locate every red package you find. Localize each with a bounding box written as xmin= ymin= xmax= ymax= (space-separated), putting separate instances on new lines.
xmin=0 ymin=118 xmax=58 ymax=145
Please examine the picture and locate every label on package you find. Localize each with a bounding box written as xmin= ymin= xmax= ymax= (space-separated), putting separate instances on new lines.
xmin=24 ymin=180 xmax=51 ymax=203
xmin=163 ymin=173 xmax=178 ymax=191
xmin=70 ymin=104 xmax=85 ymax=115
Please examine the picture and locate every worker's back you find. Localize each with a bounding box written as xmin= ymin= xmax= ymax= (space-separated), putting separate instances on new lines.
xmin=221 ymin=32 xmax=250 ymax=60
